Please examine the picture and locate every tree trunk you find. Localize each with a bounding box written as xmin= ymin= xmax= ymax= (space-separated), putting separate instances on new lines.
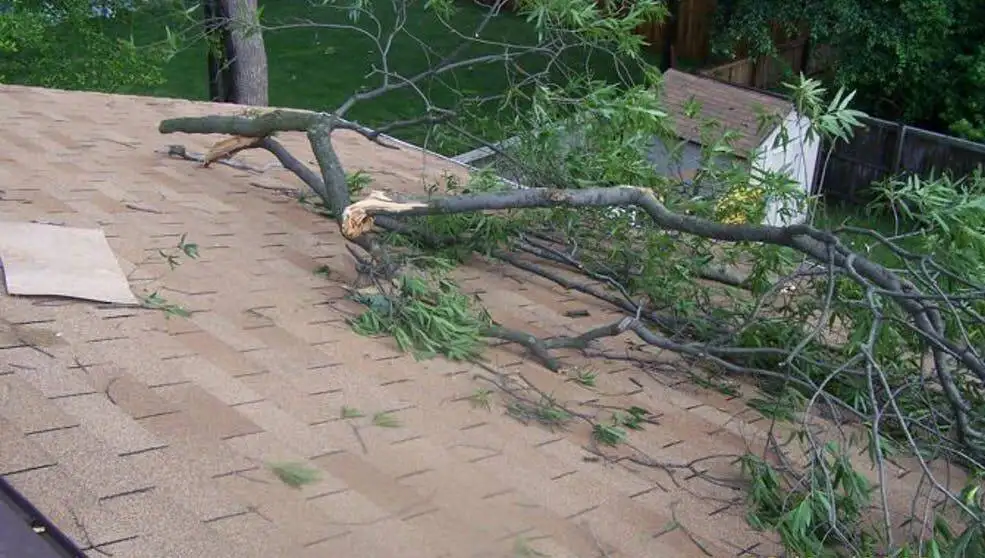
xmin=220 ymin=0 xmax=268 ymax=106
xmin=203 ymin=0 xmax=234 ymax=103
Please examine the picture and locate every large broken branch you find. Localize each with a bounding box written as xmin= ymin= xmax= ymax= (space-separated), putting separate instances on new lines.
xmin=159 ymin=109 xmax=320 ymax=136
xmin=342 ymin=187 xmax=985 ymax=453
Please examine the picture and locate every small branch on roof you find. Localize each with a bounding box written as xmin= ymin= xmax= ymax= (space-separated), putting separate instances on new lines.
xmin=483 ymin=319 xmax=632 ymax=372
xmin=482 ymin=317 xmax=856 ymax=419
xmin=124 ymin=202 xmax=163 ymax=214
xmin=517 ymin=232 xmax=749 ymax=290
xmin=161 ymin=144 xmax=283 ymax=173
xmin=490 ymin=250 xmax=693 ymax=335
xmin=255 ymin=137 xmax=329 ymax=201
xmin=203 ymin=135 xmax=262 ymax=166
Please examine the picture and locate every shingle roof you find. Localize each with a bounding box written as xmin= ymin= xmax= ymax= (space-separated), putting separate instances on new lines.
xmin=660 ymin=69 xmax=794 ymax=157
xmin=0 ymin=84 xmax=943 ymax=557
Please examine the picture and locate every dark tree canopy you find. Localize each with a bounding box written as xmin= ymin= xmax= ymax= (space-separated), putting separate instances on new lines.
xmin=713 ymin=0 xmax=985 ymax=141
xmin=0 ymin=0 xmax=168 ymax=92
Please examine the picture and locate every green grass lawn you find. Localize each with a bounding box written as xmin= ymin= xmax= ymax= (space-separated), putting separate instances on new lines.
xmin=811 ymin=198 xmax=929 ymax=267
xmin=106 ymin=0 xmax=652 ymax=153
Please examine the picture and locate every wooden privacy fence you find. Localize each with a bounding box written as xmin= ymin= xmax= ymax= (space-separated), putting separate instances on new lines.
xmin=699 ymin=42 xmax=833 ymax=89
xmin=632 ymin=0 xmax=718 ymax=61
xmin=817 ymin=116 xmax=985 ymax=203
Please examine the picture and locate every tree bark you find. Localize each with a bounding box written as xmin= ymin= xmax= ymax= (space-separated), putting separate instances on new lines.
xmin=220 ymin=0 xmax=268 ymax=106
xmin=203 ymin=0 xmax=234 ymax=103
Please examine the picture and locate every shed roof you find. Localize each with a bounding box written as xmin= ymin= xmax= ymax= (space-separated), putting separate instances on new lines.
xmin=660 ymin=69 xmax=794 ymax=157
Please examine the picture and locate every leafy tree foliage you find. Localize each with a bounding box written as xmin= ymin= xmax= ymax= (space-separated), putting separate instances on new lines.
xmin=713 ymin=0 xmax=985 ymax=141
xmin=0 ymin=0 xmax=168 ymax=91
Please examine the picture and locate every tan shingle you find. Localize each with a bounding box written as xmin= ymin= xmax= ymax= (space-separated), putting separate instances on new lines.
xmin=0 ymin=373 xmax=80 ymax=435
xmin=151 ymin=383 xmax=263 ymax=440
xmin=211 ymin=467 xmax=352 ymax=547
xmin=206 ymin=511 xmax=313 ymax=558
xmin=120 ymin=446 xmax=246 ymax=522
xmin=660 ymin=68 xmax=793 ymax=157
xmin=52 ymin=393 xmax=166 ymax=456
xmin=86 ymin=372 xmax=178 ymax=421
xmin=0 ymin=416 xmax=57 ymax=476
xmin=25 ymin=426 xmax=154 ymax=500
xmin=9 ymin=359 xmax=94 ymax=400
xmin=4 ymin=465 xmax=141 ymax=549
xmin=135 ymin=411 xmax=254 ymax=479
xmin=84 ymin=537 xmax=169 ymax=558
xmin=97 ymin=488 xmax=249 ymax=558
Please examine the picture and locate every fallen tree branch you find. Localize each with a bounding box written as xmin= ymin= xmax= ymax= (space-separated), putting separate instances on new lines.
xmin=519 ymin=232 xmax=748 ymax=289
xmin=483 ymin=319 xmax=629 ymax=371
xmin=481 ymin=316 xmax=868 ymax=439
xmin=489 ymin=250 xmax=696 ymax=335
xmin=161 ymin=144 xmax=283 ymax=173
xmin=341 ymin=186 xmax=985 ymax=454
xmin=159 ymin=109 xmax=319 ymax=136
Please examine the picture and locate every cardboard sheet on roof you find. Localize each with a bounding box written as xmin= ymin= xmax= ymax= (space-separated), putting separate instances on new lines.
xmin=0 ymin=221 xmax=138 ymax=305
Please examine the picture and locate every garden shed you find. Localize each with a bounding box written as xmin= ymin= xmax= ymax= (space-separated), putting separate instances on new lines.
xmin=652 ymin=69 xmax=820 ymax=227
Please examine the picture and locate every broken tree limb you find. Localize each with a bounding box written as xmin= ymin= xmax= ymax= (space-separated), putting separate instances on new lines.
xmin=159 ymin=111 xmax=408 ymax=154
xmin=159 ymin=109 xmax=320 ymax=136
xmin=338 ymin=187 xmax=941 ymax=313
xmin=341 ymin=186 xmax=985 ymax=451
xmin=162 ymin=144 xmax=282 ymax=173
xmin=485 ymin=319 xmax=632 ymax=371
xmin=307 ymin=118 xmax=355 ymax=218
xmin=256 ymin=137 xmax=322 ymax=192
xmin=159 ymin=112 xmax=404 ymax=218
xmin=342 ymin=191 xmax=428 ymax=238
xmin=204 ymin=135 xmax=262 ymax=166
xmin=485 ymin=316 xmax=865 ymax=422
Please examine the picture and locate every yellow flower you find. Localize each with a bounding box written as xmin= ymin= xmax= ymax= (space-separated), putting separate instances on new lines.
xmin=715 ymin=185 xmax=766 ymax=225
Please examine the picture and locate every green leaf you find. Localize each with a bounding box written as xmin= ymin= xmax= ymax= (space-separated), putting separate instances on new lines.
xmin=372 ymin=412 xmax=401 ymax=428
xmin=268 ymin=461 xmax=320 ymax=488
xmin=340 ymin=406 xmax=364 ymax=419
xmin=593 ymin=423 xmax=627 ymax=446
xmin=180 ymin=234 xmax=199 ymax=259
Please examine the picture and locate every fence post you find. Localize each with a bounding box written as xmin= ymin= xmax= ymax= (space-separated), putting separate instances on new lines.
xmin=891 ymin=123 xmax=907 ymax=175
xmin=660 ymin=0 xmax=680 ymax=71
xmin=799 ymin=37 xmax=812 ymax=75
